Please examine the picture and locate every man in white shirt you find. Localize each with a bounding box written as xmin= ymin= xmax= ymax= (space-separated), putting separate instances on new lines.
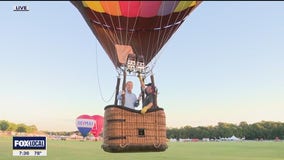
xmin=117 ymin=81 xmax=141 ymax=109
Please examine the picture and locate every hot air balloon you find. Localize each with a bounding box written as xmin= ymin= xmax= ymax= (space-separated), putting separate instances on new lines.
xmin=76 ymin=115 xmax=95 ymax=138
xmin=90 ymin=115 xmax=104 ymax=138
xmin=71 ymin=1 xmax=202 ymax=152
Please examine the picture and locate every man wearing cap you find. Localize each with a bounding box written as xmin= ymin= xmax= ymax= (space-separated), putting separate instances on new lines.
xmin=138 ymin=75 xmax=157 ymax=114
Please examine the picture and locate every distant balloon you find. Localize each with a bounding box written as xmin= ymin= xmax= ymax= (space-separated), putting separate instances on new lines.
xmin=76 ymin=115 xmax=95 ymax=137
xmin=90 ymin=115 xmax=104 ymax=137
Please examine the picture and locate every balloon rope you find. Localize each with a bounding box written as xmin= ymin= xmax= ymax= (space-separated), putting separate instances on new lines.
xmin=90 ymin=9 xmax=119 ymax=67
xmin=155 ymin=4 xmax=178 ymax=54
xmin=151 ymin=2 xmax=191 ymax=70
xmin=147 ymin=2 xmax=173 ymax=71
xmin=161 ymin=6 xmax=186 ymax=49
xmin=104 ymin=4 xmax=120 ymax=45
xmin=124 ymin=2 xmax=130 ymax=46
xmin=152 ymin=2 xmax=165 ymax=60
xmin=151 ymin=1 xmax=171 ymax=72
xmin=105 ymin=5 xmax=121 ymax=66
xmin=126 ymin=3 xmax=139 ymax=50
xmin=95 ymin=41 xmax=116 ymax=103
xmin=90 ymin=9 xmax=117 ymax=44
xmin=145 ymin=30 xmax=153 ymax=64
xmin=160 ymin=2 xmax=196 ymax=52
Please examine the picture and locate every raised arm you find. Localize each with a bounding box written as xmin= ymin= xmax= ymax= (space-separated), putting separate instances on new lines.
xmin=138 ymin=74 xmax=145 ymax=90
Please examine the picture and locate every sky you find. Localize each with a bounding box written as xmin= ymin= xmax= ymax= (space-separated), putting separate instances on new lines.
xmin=0 ymin=1 xmax=284 ymax=132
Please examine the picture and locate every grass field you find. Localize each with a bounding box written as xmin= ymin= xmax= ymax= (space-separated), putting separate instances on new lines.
xmin=1 ymin=137 xmax=284 ymax=160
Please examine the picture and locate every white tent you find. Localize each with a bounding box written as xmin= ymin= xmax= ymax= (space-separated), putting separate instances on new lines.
xmin=229 ymin=135 xmax=240 ymax=141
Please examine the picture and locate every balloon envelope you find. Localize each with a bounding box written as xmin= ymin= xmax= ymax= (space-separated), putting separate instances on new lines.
xmin=76 ymin=115 xmax=95 ymax=137
xmin=90 ymin=115 xmax=104 ymax=137
xmin=71 ymin=1 xmax=202 ymax=70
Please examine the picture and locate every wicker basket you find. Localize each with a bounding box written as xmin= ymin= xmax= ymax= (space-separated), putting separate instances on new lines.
xmin=102 ymin=105 xmax=168 ymax=152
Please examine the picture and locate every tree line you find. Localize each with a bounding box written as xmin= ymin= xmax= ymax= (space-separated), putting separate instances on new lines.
xmin=166 ymin=121 xmax=284 ymax=140
xmin=0 ymin=120 xmax=38 ymax=133
xmin=2 ymin=119 xmax=284 ymax=140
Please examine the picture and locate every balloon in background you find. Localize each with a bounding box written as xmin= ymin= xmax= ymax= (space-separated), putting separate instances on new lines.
xmin=76 ymin=115 xmax=95 ymax=137
xmin=90 ymin=115 xmax=104 ymax=137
